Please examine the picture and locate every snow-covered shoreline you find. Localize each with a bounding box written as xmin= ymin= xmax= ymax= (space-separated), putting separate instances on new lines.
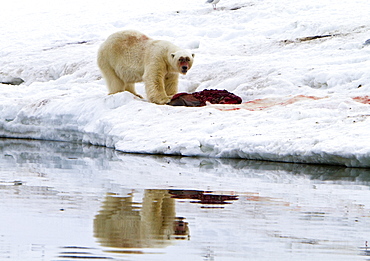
xmin=1 ymin=86 xmax=370 ymax=167
xmin=1 ymin=0 xmax=370 ymax=167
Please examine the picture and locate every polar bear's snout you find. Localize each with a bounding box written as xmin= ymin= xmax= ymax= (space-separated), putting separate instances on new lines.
xmin=179 ymin=56 xmax=192 ymax=74
xmin=181 ymin=65 xmax=189 ymax=74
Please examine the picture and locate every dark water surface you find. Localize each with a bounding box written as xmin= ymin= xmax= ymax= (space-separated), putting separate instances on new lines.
xmin=1 ymin=139 xmax=370 ymax=260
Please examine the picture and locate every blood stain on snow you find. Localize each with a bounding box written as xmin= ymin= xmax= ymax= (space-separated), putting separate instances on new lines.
xmin=352 ymin=96 xmax=370 ymax=105
xmin=212 ymin=95 xmax=325 ymax=111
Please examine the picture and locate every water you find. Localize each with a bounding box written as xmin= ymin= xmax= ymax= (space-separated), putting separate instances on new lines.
xmin=0 ymin=139 xmax=370 ymax=260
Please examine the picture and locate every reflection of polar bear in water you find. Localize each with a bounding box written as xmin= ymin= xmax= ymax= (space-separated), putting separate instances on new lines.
xmin=97 ymin=30 xmax=195 ymax=105
xmin=94 ymin=190 xmax=189 ymax=249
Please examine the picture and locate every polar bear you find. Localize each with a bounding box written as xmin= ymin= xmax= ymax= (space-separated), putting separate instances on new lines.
xmin=97 ymin=30 xmax=194 ymax=105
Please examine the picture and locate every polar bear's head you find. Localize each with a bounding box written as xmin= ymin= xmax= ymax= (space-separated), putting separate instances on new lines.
xmin=170 ymin=51 xmax=195 ymax=75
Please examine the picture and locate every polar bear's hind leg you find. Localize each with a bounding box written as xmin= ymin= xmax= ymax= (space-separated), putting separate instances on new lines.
xmin=125 ymin=83 xmax=143 ymax=99
xmin=101 ymin=66 xmax=126 ymax=94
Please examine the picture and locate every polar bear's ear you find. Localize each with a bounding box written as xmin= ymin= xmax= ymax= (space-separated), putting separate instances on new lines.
xmin=171 ymin=53 xmax=175 ymax=58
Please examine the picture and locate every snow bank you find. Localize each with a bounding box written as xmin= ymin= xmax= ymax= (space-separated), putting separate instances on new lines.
xmin=1 ymin=0 xmax=370 ymax=167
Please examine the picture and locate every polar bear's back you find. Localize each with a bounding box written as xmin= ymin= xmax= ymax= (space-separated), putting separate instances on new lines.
xmin=98 ymin=30 xmax=151 ymax=81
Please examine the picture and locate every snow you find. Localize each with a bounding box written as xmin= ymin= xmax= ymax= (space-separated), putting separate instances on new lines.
xmin=1 ymin=0 xmax=370 ymax=167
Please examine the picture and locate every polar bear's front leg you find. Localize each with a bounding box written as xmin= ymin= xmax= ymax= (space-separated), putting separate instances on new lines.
xmin=164 ymin=73 xmax=179 ymax=97
xmin=145 ymin=78 xmax=172 ymax=104
xmin=144 ymin=66 xmax=172 ymax=105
